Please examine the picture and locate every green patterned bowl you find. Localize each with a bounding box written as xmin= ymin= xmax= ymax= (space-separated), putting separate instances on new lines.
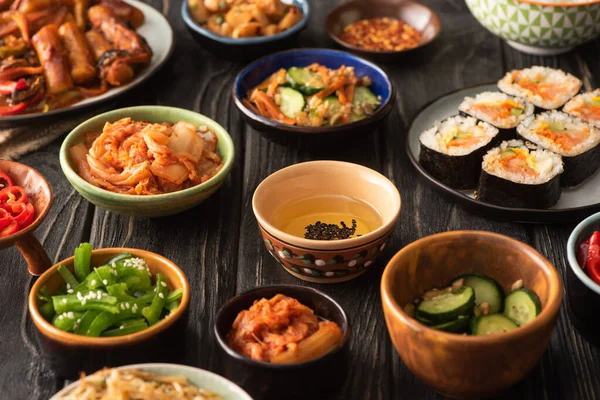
xmin=466 ymin=0 xmax=600 ymax=55
xmin=59 ymin=106 xmax=235 ymax=218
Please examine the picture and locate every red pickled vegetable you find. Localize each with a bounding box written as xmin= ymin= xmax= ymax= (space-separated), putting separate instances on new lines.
xmin=0 ymin=170 xmax=13 ymax=189
xmin=584 ymin=231 xmax=600 ymax=286
xmin=0 ymin=186 xmax=27 ymax=204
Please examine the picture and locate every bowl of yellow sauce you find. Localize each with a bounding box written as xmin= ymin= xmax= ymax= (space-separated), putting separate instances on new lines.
xmin=252 ymin=161 xmax=401 ymax=283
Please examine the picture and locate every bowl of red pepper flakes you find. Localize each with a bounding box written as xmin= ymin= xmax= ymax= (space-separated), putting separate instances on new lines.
xmin=0 ymin=160 xmax=53 ymax=276
xmin=326 ymin=0 xmax=441 ymax=61
xmin=567 ymin=211 xmax=600 ymax=348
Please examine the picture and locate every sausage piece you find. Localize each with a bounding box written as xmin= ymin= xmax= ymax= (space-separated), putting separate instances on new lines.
xmin=31 ymin=24 xmax=73 ymax=95
xmin=58 ymin=21 xmax=97 ymax=84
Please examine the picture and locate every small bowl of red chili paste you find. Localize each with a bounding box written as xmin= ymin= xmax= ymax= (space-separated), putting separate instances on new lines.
xmin=214 ymin=285 xmax=351 ymax=400
xmin=567 ymin=211 xmax=600 ymax=348
xmin=326 ymin=0 xmax=441 ymax=61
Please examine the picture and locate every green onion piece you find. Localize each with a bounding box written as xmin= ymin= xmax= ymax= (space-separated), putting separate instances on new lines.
xmin=37 ymin=285 xmax=52 ymax=303
xmin=74 ymin=243 xmax=93 ymax=282
xmin=74 ymin=310 xmax=101 ymax=335
xmin=165 ymin=288 xmax=183 ymax=304
xmin=106 ymin=283 xmax=135 ymax=301
xmin=53 ymin=311 xmax=85 ymax=332
xmin=142 ymin=273 xmax=168 ymax=325
xmin=57 ymin=265 xmax=79 ymax=289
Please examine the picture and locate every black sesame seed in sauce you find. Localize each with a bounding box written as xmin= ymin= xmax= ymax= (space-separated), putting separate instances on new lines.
xmin=304 ymin=219 xmax=358 ymax=240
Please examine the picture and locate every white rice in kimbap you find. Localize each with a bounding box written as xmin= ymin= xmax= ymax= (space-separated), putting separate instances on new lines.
xmin=563 ymin=89 xmax=600 ymax=128
xmin=458 ymin=92 xmax=534 ymax=129
xmin=420 ymin=115 xmax=499 ymax=156
xmin=498 ymin=66 xmax=581 ymax=110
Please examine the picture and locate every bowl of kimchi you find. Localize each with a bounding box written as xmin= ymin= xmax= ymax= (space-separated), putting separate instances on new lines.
xmin=59 ymin=106 xmax=235 ymax=217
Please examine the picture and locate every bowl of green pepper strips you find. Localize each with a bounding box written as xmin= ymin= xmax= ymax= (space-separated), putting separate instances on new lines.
xmin=28 ymin=243 xmax=190 ymax=377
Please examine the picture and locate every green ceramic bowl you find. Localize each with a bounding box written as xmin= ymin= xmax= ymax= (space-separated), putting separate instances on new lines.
xmin=59 ymin=106 xmax=235 ymax=217
xmin=466 ymin=0 xmax=600 ymax=55
xmin=50 ymin=363 xmax=253 ymax=399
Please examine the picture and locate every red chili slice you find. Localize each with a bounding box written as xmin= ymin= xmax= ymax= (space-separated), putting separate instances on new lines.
xmin=0 ymin=208 xmax=10 ymax=230
xmin=0 ymin=170 xmax=13 ymax=190
xmin=1 ymin=201 xmax=33 ymax=228
xmin=585 ymin=231 xmax=600 ymax=286
xmin=0 ymin=186 xmax=27 ymax=205
xmin=0 ymin=220 xmax=18 ymax=238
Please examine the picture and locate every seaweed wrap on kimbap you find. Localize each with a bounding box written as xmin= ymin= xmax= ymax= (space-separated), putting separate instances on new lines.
xmin=517 ymin=111 xmax=600 ymax=187
xmin=477 ymin=140 xmax=563 ymax=209
xmin=563 ymin=90 xmax=600 ymax=129
xmin=459 ymin=91 xmax=534 ymax=139
xmin=419 ymin=115 xmax=499 ymax=189
xmin=498 ymin=66 xmax=581 ymax=111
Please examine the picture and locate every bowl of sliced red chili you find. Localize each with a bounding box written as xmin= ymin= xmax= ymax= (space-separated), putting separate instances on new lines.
xmin=325 ymin=0 xmax=441 ymax=61
xmin=0 ymin=160 xmax=52 ymax=275
xmin=567 ymin=211 xmax=600 ymax=347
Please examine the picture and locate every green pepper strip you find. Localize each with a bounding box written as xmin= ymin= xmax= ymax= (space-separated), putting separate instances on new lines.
xmin=85 ymin=300 xmax=146 ymax=336
xmin=74 ymin=243 xmax=93 ymax=282
xmin=52 ymin=292 xmax=118 ymax=314
xmin=39 ymin=301 xmax=56 ymax=322
xmin=142 ymin=273 xmax=168 ymax=326
xmin=74 ymin=310 xmax=101 ymax=334
xmin=57 ymin=265 xmax=79 ymax=289
xmin=37 ymin=285 xmax=52 ymax=303
xmin=101 ymin=320 xmax=148 ymax=337
xmin=106 ymin=283 xmax=135 ymax=301
xmin=103 ymin=252 xmax=133 ymax=266
xmin=165 ymin=300 xmax=180 ymax=314
xmin=165 ymin=288 xmax=182 ymax=304
xmin=52 ymin=311 xmax=85 ymax=332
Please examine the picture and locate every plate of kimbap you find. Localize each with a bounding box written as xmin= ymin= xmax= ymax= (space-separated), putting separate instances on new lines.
xmin=407 ymin=66 xmax=600 ymax=223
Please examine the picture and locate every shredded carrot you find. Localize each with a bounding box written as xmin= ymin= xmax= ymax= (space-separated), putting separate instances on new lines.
xmin=314 ymin=77 xmax=347 ymax=99
xmin=317 ymin=66 xmax=331 ymax=85
xmin=252 ymin=91 xmax=296 ymax=124
xmin=242 ymin=98 xmax=260 ymax=115
xmin=336 ymin=89 xmax=347 ymax=105
xmin=12 ymin=12 xmax=29 ymax=41
xmin=345 ymin=82 xmax=355 ymax=105
xmin=267 ymin=68 xmax=286 ymax=97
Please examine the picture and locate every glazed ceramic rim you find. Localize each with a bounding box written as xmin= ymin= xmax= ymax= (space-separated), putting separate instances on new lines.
xmin=381 ymin=230 xmax=563 ymax=343
xmin=50 ymin=363 xmax=253 ymax=400
xmin=0 ymin=160 xmax=53 ymax=244
xmin=213 ymin=285 xmax=351 ymax=369
xmin=28 ymin=248 xmax=190 ymax=347
xmin=232 ymin=48 xmax=395 ymax=135
xmin=181 ymin=0 xmax=311 ymax=45
xmin=512 ymin=0 xmax=600 ymax=7
xmin=59 ymin=106 xmax=235 ymax=203
xmin=325 ymin=0 xmax=442 ymax=55
xmin=567 ymin=211 xmax=600 ymax=295
xmin=252 ymin=160 xmax=401 ymax=251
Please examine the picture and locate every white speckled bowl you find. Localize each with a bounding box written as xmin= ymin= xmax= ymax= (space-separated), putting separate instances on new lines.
xmin=466 ymin=0 xmax=600 ymax=55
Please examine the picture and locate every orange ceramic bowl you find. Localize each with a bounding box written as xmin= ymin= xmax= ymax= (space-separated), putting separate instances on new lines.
xmin=29 ymin=248 xmax=190 ymax=377
xmin=252 ymin=161 xmax=401 ymax=283
xmin=381 ymin=231 xmax=562 ymax=398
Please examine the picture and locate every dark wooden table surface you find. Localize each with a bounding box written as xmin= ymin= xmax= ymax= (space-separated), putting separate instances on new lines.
xmin=3 ymin=0 xmax=600 ymax=399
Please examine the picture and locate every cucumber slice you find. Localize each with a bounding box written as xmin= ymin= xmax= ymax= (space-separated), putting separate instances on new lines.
xmin=471 ymin=314 xmax=518 ymax=336
xmin=324 ymin=96 xmax=342 ymax=115
xmin=278 ymin=87 xmax=305 ymax=119
xmin=504 ymin=288 xmax=541 ymax=326
xmin=511 ymin=107 xmax=524 ymax=116
xmin=591 ymin=97 xmax=600 ymax=106
xmin=353 ymin=86 xmax=379 ymax=107
xmin=416 ymin=286 xmax=475 ymax=324
xmin=453 ymin=273 xmax=504 ymax=314
xmin=431 ymin=315 xmax=470 ymax=333
xmin=287 ymin=67 xmax=324 ymax=96
xmin=416 ymin=315 xmax=434 ymax=326
xmin=549 ymin=121 xmax=566 ymax=131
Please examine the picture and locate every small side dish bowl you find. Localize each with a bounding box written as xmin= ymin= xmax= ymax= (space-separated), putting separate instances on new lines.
xmin=29 ymin=248 xmax=190 ymax=377
xmin=0 ymin=160 xmax=53 ymax=276
xmin=465 ymin=0 xmax=600 ymax=56
xmin=59 ymin=106 xmax=235 ymax=218
xmin=567 ymin=211 xmax=600 ymax=347
xmin=182 ymin=0 xmax=310 ymax=61
xmin=381 ymin=231 xmax=562 ymax=398
xmin=252 ymin=160 xmax=401 ymax=283
xmin=326 ymin=0 xmax=441 ymax=61
xmin=233 ymin=48 xmax=395 ymax=142
xmin=50 ymin=363 xmax=253 ymax=400
xmin=214 ymin=285 xmax=350 ymax=400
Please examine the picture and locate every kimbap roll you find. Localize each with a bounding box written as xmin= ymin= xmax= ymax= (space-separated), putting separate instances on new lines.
xmin=419 ymin=116 xmax=499 ymax=189
xmin=517 ymin=111 xmax=600 ymax=187
xmin=563 ymin=90 xmax=600 ymax=129
xmin=498 ymin=66 xmax=582 ymax=110
xmin=458 ymin=91 xmax=534 ymax=138
xmin=477 ymin=140 xmax=563 ymax=209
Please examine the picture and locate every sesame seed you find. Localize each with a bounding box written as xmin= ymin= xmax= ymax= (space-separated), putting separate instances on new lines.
xmin=158 ymin=293 xmax=164 ymax=299
xmin=66 ymin=284 xmax=70 ymax=289
xmin=103 ymin=280 xmax=108 ymax=285
xmin=120 ymin=303 xmax=126 ymax=310
xmin=91 ymin=280 xmax=97 ymax=286
xmin=125 ymin=303 xmax=130 ymax=309
xmin=67 ymin=289 xmax=74 ymax=294
xmin=62 ymin=298 xmax=67 ymax=304
xmin=160 ymin=282 xmax=167 ymax=287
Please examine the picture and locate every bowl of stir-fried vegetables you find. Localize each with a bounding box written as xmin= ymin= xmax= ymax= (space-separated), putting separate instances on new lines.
xmin=233 ymin=48 xmax=395 ymax=141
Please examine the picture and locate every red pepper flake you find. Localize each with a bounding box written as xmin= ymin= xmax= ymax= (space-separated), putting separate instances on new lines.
xmin=339 ymin=17 xmax=422 ymax=52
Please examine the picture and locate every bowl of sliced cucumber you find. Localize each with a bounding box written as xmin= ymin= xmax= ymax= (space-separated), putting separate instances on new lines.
xmin=232 ymin=48 xmax=395 ymax=143
xmin=380 ymin=230 xmax=562 ymax=399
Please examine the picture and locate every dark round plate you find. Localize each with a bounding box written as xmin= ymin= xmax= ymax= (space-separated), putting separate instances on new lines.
xmin=406 ymin=83 xmax=600 ymax=223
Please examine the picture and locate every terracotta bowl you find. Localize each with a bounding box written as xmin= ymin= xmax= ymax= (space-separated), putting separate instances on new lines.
xmin=252 ymin=160 xmax=401 ymax=283
xmin=28 ymin=248 xmax=190 ymax=377
xmin=381 ymin=231 xmax=562 ymax=398
xmin=326 ymin=0 xmax=441 ymax=62
xmin=214 ymin=285 xmax=351 ymax=400
xmin=0 ymin=160 xmax=53 ymax=275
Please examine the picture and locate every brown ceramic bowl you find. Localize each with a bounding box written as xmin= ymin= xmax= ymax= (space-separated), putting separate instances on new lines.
xmin=28 ymin=248 xmax=190 ymax=377
xmin=326 ymin=0 xmax=441 ymax=61
xmin=381 ymin=231 xmax=562 ymax=398
xmin=252 ymin=161 xmax=401 ymax=283
xmin=0 ymin=160 xmax=52 ymax=275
